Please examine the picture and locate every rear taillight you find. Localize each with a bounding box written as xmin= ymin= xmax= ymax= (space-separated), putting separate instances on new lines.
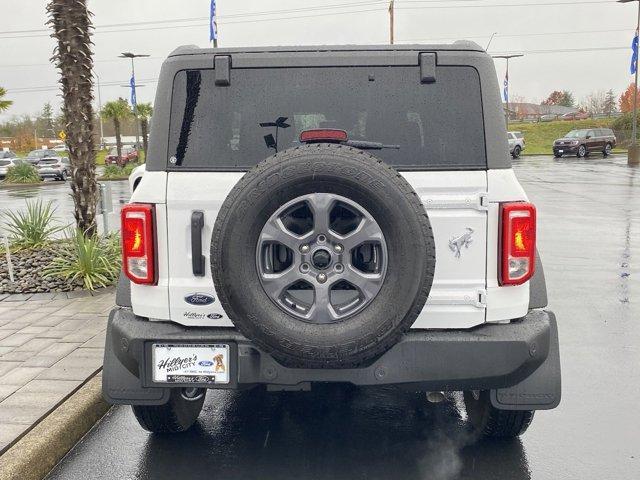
xmin=300 ymin=129 xmax=348 ymax=143
xmin=121 ymin=204 xmax=156 ymax=285
xmin=499 ymin=202 xmax=536 ymax=286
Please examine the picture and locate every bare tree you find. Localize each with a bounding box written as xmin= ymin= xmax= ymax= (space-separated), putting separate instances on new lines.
xmin=581 ymin=90 xmax=606 ymax=115
xmin=47 ymin=0 xmax=98 ymax=236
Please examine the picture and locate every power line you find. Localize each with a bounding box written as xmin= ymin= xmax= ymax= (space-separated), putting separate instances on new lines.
xmin=397 ymin=0 xmax=614 ymax=7
xmin=0 ymin=6 xmax=387 ymax=39
xmin=0 ymin=2 xmax=389 ymax=38
xmin=401 ymin=27 xmax=632 ymax=42
xmin=5 ymin=78 xmax=159 ymax=94
xmin=0 ymin=0 xmax=617 ymax=39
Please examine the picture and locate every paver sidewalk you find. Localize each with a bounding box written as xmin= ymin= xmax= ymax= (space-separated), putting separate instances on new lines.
xmin=0 ymin=289 xmax=114 ymax=453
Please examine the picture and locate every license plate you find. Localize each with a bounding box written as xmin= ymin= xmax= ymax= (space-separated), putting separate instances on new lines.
xmin=152 ymin=344 xmax=230 ymax=384
xmin=558 ymin=150 xmax=564 ymax=153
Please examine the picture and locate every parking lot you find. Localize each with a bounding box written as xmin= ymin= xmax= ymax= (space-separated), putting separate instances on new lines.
xmin=0 ymin=177 xmax=130 ymax=236
xmin=34 ymin=155 xmax=638 ymax=480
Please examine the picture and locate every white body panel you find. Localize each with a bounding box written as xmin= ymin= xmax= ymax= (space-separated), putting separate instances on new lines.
xmin=401 ymin=171 xmax=488 ymax=329
xmin=129 ymin=168 xmax=530 ymax=329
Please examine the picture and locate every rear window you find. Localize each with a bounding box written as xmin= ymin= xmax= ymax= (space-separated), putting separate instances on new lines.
xmin=168 ymin=66 xmax=486 ymax=171
xmin=513 ymin=132 xmax=523 ymax=139
xmin=0 ymin=160 xmax=10 ymax=166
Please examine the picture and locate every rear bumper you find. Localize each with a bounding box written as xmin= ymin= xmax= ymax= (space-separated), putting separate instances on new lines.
xmin=102 ymin=308 xmax=561 ymax=411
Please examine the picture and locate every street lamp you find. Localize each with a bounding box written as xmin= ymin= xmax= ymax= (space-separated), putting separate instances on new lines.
xmin=492 ymin=53 xmax=524 ymax=129
xmin=94 ymin=72 xmax=105 ymax=148
xmin=618 ymin=0 xmax=640 ymax=165
xmin=119 ymin=52 xmax=150 ymax=150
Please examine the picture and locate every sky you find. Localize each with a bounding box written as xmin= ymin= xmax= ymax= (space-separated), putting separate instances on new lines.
xmin=0 ymin=0 xmax=638 ymax=122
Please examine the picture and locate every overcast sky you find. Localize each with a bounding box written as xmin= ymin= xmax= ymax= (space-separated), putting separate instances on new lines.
xmin=0 ymin=0 xmax=637 ymax=122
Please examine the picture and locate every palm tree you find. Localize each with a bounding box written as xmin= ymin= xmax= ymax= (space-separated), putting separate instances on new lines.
xmin=47 ymin=0 xmax=98 ymax=237
xmin=101 ymin=98 xmax=131 ymax=164
xmin=136 ymin=102 xmax=153 ymax=162
xmin=0 ymin=87 xmax=13 ymax=112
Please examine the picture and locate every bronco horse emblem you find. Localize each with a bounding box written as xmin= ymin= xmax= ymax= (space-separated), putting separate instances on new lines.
xmin=213 ymin=354 xmax=226 ymax=373
xmin=449 ymin=228 xmax=474 ymax=258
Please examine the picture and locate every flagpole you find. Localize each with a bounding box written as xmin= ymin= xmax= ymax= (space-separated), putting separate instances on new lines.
xmin=492 ymin=53 xmax=524 ymax=129
xmin=633 ymin=4 xmax=639 ymax=156
xmin=619 ymin=0 xmax=640 ymax=165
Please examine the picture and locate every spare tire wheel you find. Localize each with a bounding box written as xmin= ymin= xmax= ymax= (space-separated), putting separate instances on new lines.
xmin=211 ymin=143 xmax=435 ymax=368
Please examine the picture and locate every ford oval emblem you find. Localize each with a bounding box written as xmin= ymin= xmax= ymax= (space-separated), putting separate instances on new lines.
xmin=198 ymin=360 xmax=214 ymax=367
xmin=184 ymin=293 xmax=215 ymax=306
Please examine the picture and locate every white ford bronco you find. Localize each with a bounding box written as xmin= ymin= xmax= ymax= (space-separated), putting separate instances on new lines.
xmin=103 ymin=43 xmax=561 ymax=439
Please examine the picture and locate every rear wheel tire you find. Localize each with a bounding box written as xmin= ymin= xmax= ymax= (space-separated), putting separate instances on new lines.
xmin=132 ymin=388 xmax=206 ymax=433
xmin=511 ymin=145 xmax=521 ymax=159
xmin=464 ymin=390 xmax=534 ymax=439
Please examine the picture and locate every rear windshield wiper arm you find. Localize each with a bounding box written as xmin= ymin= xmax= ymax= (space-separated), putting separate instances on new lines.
xmin=344 ymin=140 xmax=400 ymax=150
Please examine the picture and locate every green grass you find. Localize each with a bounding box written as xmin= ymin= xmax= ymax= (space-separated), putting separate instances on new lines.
xmin=509 ymin=118 xmax=624 ymax=155
xmin=95 ymin=149 xmax=107 ymax=165
xmin=98 ymin=161 xmax=141 ymax=180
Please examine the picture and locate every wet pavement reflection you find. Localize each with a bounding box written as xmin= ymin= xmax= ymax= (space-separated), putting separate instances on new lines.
xmin=0 ymin=179 xmax=130 ymax=235
xmin=45 ymin=155 xmax=639 ymax=480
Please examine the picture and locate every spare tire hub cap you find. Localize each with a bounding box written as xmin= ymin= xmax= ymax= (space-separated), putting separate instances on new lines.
xmin=312 ymin=249 xmax=331 ymax=270
xmin=256 ymin=193 xmax=387 ymax=324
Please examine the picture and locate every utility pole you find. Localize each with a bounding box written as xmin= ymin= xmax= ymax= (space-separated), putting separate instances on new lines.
xmin=618 ymin=0 xmax=640 ymax=165
xmin=492 ymin=53 xmax=524 ymax=129
xmin=95 ymin=72 xmax=104 ymax=149
xmin=389 ymin=0 xmax=394 ymax=45
xmin=119 ymin=52 xmax=150 ymax=150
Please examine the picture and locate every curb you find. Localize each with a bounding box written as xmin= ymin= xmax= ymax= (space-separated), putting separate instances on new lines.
xmin=0 ymin=374 xmax=110 ymax=480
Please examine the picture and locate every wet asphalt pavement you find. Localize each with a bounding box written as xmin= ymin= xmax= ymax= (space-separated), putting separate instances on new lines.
xmin=0 ymin=178 xmax=130 ymax=236
xmin=45 ymin=155 xmax=639 ymax=480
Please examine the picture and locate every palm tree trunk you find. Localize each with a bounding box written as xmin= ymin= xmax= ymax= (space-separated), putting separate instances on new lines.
xmin=141 ymin=119 xmax=148 ymax=162
xmin=47 ymin=0 xmax=98 ymax=237
xmin=114 ymin=118 xmax=122 ymax=165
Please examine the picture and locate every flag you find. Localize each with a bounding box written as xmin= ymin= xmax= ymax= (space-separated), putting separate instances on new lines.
xmin=209 ymin=0 xmax=217 ymax=42
xmin=503 ymin=71 xmax=509 ymax=102
xmin=130 ymin=75 xmax=137 ymax=107
xmin=631 ymin=30 xmax=639 ymax=75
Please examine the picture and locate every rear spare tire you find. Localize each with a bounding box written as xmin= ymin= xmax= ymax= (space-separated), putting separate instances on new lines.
xmin=211 ymin=144 xmax=435 ymax=368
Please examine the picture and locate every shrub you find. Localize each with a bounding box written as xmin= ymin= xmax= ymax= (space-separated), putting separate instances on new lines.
xmin=123 ymin=162 xmax=140 ymax=176
xmin=611 ymin=113 xmax=634 ymax=132
xmin=1 ymin=199 xmax=67 ymax=249
xmin=44 ymin=229 xmax=121 ymax=290
xmin=101 ymin=164 xmax=123 ymax=179
xmin=4 ymin=162 xmax=41 ymax=184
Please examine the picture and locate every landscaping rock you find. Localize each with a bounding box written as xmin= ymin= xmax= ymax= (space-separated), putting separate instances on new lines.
xmin=0 ymin=245 xmax=81 ymax=294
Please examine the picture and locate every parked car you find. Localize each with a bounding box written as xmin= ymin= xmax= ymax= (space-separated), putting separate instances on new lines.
xmin=561 ymin=111 xmax=590 ymax=121
xmin=52 ymin=144 xmax=68 ymax=152
xmin=104 ymin=44 xmax=560 ymax=440
xmin=105 ymin=146 xmax=138 ymax=166
xmin=0 ymin=149 xmax=17 ymax=159
xmin=0 ymin=158 xmax=25 ymax=180
xmin=24 ymin=149 xmax=59 ymax=165
xmin=508 ymin=131 xmax=525 ymax=158
xmin=36 ymin=157 xmax=71 ymax=181
xmin=553 ymin=128 xmax=616 ymax=158
xmin=539 ymin=114 xmax=557 ymax=122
